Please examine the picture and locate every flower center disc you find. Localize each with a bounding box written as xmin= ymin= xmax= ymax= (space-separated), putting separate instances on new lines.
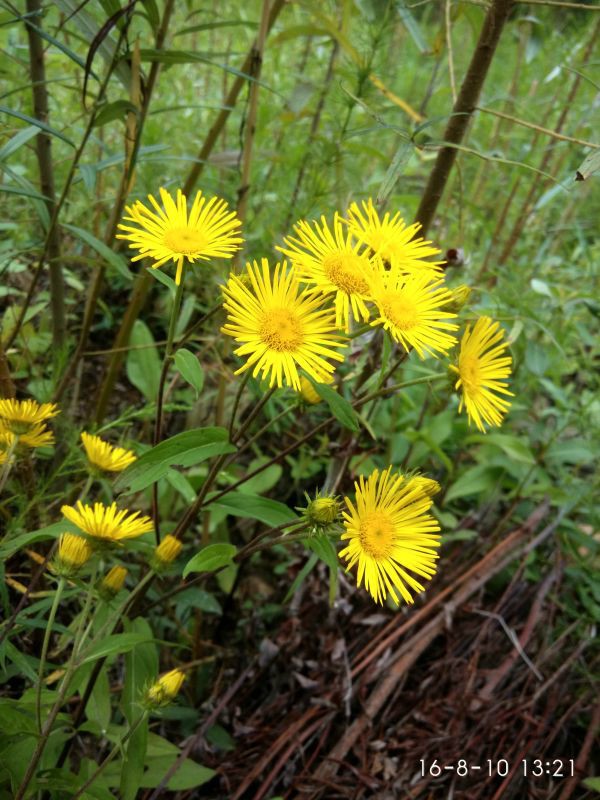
xmin=382 ymin=293 xmax=418 ymax=330
xmin=322 ymin=253 xmax=370 ymax=295
xmin=163 ymin=227 xmax=207 ymax=255
xmin=260 ymin=309 xmax=303 ymax=352
xmin=359 ymin=510 xmax=395 ymax=559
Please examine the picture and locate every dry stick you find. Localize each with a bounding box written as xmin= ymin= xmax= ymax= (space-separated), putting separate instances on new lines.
xmin=235 ymin=0 xmax=271 ymax=228
xmin=283 ymin=37 xmax=340 ymax=231
xmin=477 ymin=105 xmax=600 ymax=150
xmin=24 ymin=0 xmax=66 ymax=351
xmin=497 ymin=16 xmax=600 ymax=265
xmin=414 ymin=0 xmax=514 ymax=235
xmin=557 ymin=701 xmax=600 ymax=800
xmin=313 ymin=504 xmax=561 ymax=784
xmin=93 ymin=0 xmax=286 ymax=422
xmin=56 ymin=0 xmax=176 ymax=407
xmin=516 ymin=0 xmax=600 ymax=7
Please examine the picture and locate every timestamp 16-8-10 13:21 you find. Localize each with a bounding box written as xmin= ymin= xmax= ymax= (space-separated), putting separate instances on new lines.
xmin=420 ymin=759 xmax=575 ymax=778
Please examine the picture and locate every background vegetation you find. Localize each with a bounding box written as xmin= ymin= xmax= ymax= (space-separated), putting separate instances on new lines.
xmin=0 ymin=0 xmax=598 ymax=798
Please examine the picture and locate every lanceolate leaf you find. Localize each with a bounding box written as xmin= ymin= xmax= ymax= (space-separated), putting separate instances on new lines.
xmin=114 ymin=428 xmax=236 ymax=494
xmin=308 ymin=377 xmax=360 ymax=433
xmin=183 ymin=544 xmax=238 ymax=578
xmin=208 ymin=492 xmax=297 ymax=527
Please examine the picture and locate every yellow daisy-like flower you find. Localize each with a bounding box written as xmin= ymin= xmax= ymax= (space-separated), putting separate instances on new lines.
xmin=277 ymin=213 xmax=375 ymax=332
xmin=61 ymin=501 xmax=153 ymax=543
xmin=221 ymin=259 xmax=346 ymax=391
xmin=451 ymin=316 xmax=513 ymax=432
xmin=340 ymin=467 xmax=441 ymax=605
xmin=0 ymin=422 xmax=54 ymax=449
xmin=81 ymin=432 xmax=136 ymax=473
xmin=0 ymin=398 xmax=59 ymax=435
xmin=369 ymin=268 xmax=458 ymax=358
xmin=99 ymin=566 xmax=128 ymax=597
xmin=117 ymin=187 xmax=243 ymax=285
xmin=346 ymin=199 xmax=444 ymax=272
xmin=54 ymin=533 xmax=93 ymax=575
xmin=152 ymin=534 xmax=183 ymax=571
xmin=145 ymin=668 xmax=186 ymax=707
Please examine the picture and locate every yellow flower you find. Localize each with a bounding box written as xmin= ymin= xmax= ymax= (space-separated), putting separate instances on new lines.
xmin=298 ymin=374 xmax=333 ymax=405
xmin=117 ymin=187 xmax=243 ymax=285
xmin=451 ymin=316 xmax=513 ymax=432
xmin=53 ymin=533 xmax=93 ymax=576
xmin=145 ymin=668 xmax=186 ymax=707
xmin=152 ymin=534 xmax=183 ymax=570
xmin=369 ymin=268 xmax=458 ymax=358
xmin=61 ymin=501 xmax=153 ymax=543
xmin=100 ymin=566 xmax=128 ymax=596
xmin=407 ymin=474 xmax=441 ymax=498
xmin=81 ymin=432 xmax=136 ymax=473
xmin=277 ymin=214 xmax=376 ymax=332
xmin=0 ymin=398 xmax=59 ymax=435
xmin=221 ymin=259 xmax=346 ymax=391
xmin=346 ymin=198 xmax=444 ymax=273
xmin=339 ymin=467 xmax=441 ymax=605
xmin=0 ymin=423 xmax=54 ymax=453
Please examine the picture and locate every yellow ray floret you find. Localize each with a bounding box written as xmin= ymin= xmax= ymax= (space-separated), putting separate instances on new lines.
xmin=221 ymin=259 xmax=346 ymax=391
xmin=369 ymin=267 xmax=458 ymax=358
xmin=0 ymin=398 xmax=59 ymax=434
xmin=277 ymin=213 xmax=375 ymax=332
xmin=451 ymin=316 xmax=513 ymax=432
xmin=117 ymin=187 xmax=243 ymax=284
xmin=340 ymin=467 xmax=441 ymax=605
xmin=56 ymin=533 xmax=93 ymax=571
xmin=81 ymin=432 xmax=137 ymax=473
xmin=61 ymin=501 xmax=153 ymax=543
xmin=0 ymin=422 xmax=54 ymax=449
xmin=346 ymin=198 xmax=444 ymax=273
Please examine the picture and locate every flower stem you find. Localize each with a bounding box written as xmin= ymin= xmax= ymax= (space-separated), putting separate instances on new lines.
xmin=153 ymin=267 xmax=187 ymax=541
xmin=72 ymin=711 xmax=149 ymax=799
xmin=36 ymin=576 xmax=65 ymax=733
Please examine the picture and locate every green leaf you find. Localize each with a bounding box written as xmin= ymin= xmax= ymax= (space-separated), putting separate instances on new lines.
xmin=0 ymin=105 xmax=75 ymax=147
xmin=306 ymin=535 xmax=339 ymax=606
xmin=575 ymin=149 xmax=600 ymax=181
xmin=174 ymin=349 xmax=204 ymax=396
xmin=444 ymin=465 xmax=502 ymax=503
xmin=62 ymin=223 xmax=131 ymax=280
xmin=79 ymin=633 xmax=153 ymax=665
xmin=546 ymin=439 xmax=594 ymax=465
xmin=582 ymin=777 xmax=600 ymax=791
xmin=125 ymin=320 xmax=161 ymax=403
xmin=114 ymin=427 xmax=236 ymax=494
xmin=283 ymin=553 xmax=319 ymax=603
xmin=468 ymin=433 xmax=536 ymax=465
xmin=0 ymin=125 xmax=39 ymax=161
xmin=0 ymin=521 xmax=64 ymax=560
xmin=93 ymin=99 xmax=138 ymax=127
xmin=308 ymin=377 xmax=359 ymax=432
xmin=183 ymin=544 xmax=237 ymax=578
xmin=139 ymin=756 xmax=215 ymax=790
xmin=208 ymin=492 xmax=297 ymax=527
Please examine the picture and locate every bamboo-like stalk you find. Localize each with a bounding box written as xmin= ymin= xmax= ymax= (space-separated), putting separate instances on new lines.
xmin=497 ymin=16 xmax=600 ymax=264
xmin=24 ymin=0 xmax=66 ymax=351
xmin=415 ymin=0 xmax=514 ymax=235
xmin=93 ymin=0 xmax=287 ymax=423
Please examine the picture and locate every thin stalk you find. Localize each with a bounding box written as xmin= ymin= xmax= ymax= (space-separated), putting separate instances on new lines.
xmin=152 ymin=271 xmax=186 ymax=540
xmin=25 ymin=0 xmax=66 ymax=352
xmin=228 ymin=371 xmax=250 ymax=440
xmin=0 ymin=328 xmax=16 ymax=398
xmin=77 ymin=473 xmax=94 ymax=502
xmin=231 ymin=386 xmax=276 ymax=444
xmin=36 ymin=576 xmax=65 ymax=733
xmin=72 ymin=712 xmax=149 ymax=800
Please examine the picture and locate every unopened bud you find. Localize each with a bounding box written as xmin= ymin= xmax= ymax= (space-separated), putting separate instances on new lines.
xmin=99 ymin=565 xmax=128 ymax=598
xmin=409 ymin=475 xmax=441 ymax=498
xmin=298 ymin=375 xmax=334 ymax=405
xmin=145 ymin=668 xmax=186 ymax=708
xmin=151 ymin=534 xmax=182 ymax=572
xmin=52 ymin=533 xmax=92 ymax=577
xmin=447 ymin=284 xmax=471 ymax=313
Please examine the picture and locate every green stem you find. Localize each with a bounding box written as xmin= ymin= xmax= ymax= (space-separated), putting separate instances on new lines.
xmin=228 ymin=371 xmax=250 ymax=439
xmin=72 ymin=711 xmax=149 ymax=800
xmin=153 ymin=269 xmax=186 ymax=541
xmin=36 ymin=576 xmax=65 ymax=733
xmin=77 ymin=473 xmax=94 ymax=502
xmin=0 ymin=435 xmax=18 ymax=494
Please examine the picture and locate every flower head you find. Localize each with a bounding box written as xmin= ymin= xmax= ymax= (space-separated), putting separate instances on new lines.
xmin=298 ymin=374 xmax=333 ymax=405
xmin=61 ymin=501 xmax=153 ymax=544
xmin=299 ymin=490 xmax=341 ymax=533
xmin=451 ymin=316 xmax=513 ymax=432
xmin=117 ymin=187 xmax=243 ymax=284
xmin=0 ymin=399 xmax=59 ymax=435
xmin=81 ymin=432 xmax=136 ymax=473
xmin=152 ymin=534 xmax=183 ymax=571
xmin=145 ymin=668 xmax=186 ymax=708
xmin=277 ymin=214 xmax=376 ymax=332
xmin=221 ymin=259 xmax=346 ymax=391
xmin=346 ymin=199 xmax=443 ymax=273
xmin=407 ymin=474 xmax=441 ymax=498
xmin=447 ymin=284 xmax=472 ymax=313
xmin=52 ymin=533 xmax=93 ymax=576
xmin=339 ymin=467 xmax=441 ymax=605
xmin=99 ymin=566 xmax=128 ymax=597
xmin=369 ymin=268 xmax=458 ymax=358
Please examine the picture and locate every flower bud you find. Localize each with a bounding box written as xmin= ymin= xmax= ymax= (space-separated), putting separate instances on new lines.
xmin=298 ymin=375 xmax=334 ymax=405
xmin=144 ymin=668 xmax=186 ymax=708
xmin=298 ymin=491 xmax=341 ymax=534
xmin=99 ymin=565 xmax=128 ymax=599
xmin=151 ymin=534 xmax=182 ymax=572
xmin=409 ymin=475 xmax=441 ymax=498
xmin=447 ymin=284 xmax=471 ymax=313
xmin=52 ymin=533 xmax=92 ymax=577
